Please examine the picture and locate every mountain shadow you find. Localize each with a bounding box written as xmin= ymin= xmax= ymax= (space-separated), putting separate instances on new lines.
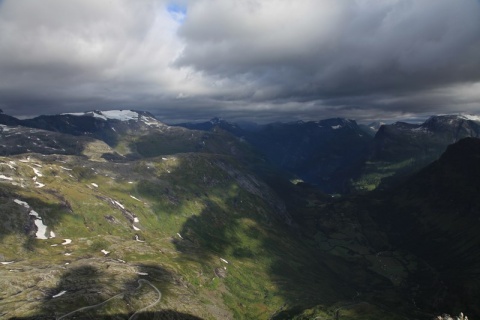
xmin=7 ymin=262 xmax=199 ymax=320
xmin=372 ymin=137 xmax=480 ymax=317
xmin=11 ymin=311 xmax=203 ymax=320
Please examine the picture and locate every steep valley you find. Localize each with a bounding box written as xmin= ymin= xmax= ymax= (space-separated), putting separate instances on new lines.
xmin=0 ymin=111 xmax=479 ymax=319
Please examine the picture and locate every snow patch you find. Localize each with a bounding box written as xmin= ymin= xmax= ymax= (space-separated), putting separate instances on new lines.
xmin=460 ymin=114 xmax=480 ymax=122
xmin=0 ymin=124 xmax=12 ymax=132
xmin=113 ymin=200 xmax=124 ymax=209
xmin=331 ymin=125 xmax=342 ymax=130
xmin=1 ymin=261 xmax=14 ymax=265
xmin=52 ymin=290 xmax=67 ymax=298
xmin=91 ymin=183 xmax=98 ymax=188
xmin=133 ymin=217 xmax=140 ymax=223
xmin=50 ymin=231 xmax=56 ymax=238
xmin=1 ymin=162 xmax=16 ymax=170
xmin=220 ymin=258 xmax=229 ymax=264
xmin=31 ymin=167 xmax=43 ymax=177
xmin=0 ymin=175 xmax=13 ymax=180
xmin=14 ymin=199 xmax=29 ymax=208
xmin=62 ymin=109 xmax=141 ymax=121
xmin=101 ymin=110 xmax=139 ymax=121
xmin=35 ymin=182 xmax=45 ymax=188
xmin=176 ymin=233 xmax=183 ymax=239
xmin=135 ymin=235 xmax=145 ymax=242
xmin=130 ymin=195 xmax=141 ymax=202
xmin=62 ymin=239 xmax=72 ymax=245
xmin=101 ymin=249 xmax=110 ymax=255
xmin=29 ymin=210 xmax=49 ymax=239
xmin=137 ymin=272 xmax=148 ymax=276
xmin=60 ymin=166 xmax=72 ymax=171
xmin=133 ymin=225 xmax=141 ymax=231
xmin=13 ymin=199 xmax=50 ymax=240
xmin=64 ymin=253 xmax=72 ymax=256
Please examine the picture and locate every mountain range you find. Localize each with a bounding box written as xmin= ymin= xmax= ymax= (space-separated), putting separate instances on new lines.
xmin=0 ymin=109 xmax=479 ymax=319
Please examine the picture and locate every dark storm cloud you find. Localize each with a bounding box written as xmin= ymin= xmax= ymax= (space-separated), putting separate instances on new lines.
xmin=176 ymin=0 xmax=480 ymax=105
xmin=0 ymin=0 xmax=479 ymax=122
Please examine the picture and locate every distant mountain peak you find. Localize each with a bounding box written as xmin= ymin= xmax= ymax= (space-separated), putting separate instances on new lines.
xmin=208 ymin=117 xmax=238 ymax=128
xmin=209 ymin=117 xmax=223 ymax=124
xmin=424 ymin=114 xmax=480 ymax=124
xmin=62 ymin=109 xmax=164 ymax=127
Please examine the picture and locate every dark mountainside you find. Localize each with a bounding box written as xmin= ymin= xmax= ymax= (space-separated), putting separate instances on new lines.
xmin=176 ymin=115 xmax=480 ymax=194
xmin=354 ymin=115 xmax=480 ymax=191
xmin=0 ymin=110 xmax=479 ymax=319
xmin=177 ymin=118 xmax=372 ymax=194
xmin=373 ymin=137 xmax=480 ymax=317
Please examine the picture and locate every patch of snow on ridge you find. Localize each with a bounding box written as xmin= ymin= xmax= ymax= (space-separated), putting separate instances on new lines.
xmin=62 ymin=112 xmax=85 ymax=116
xmin=460 ymin=114 xmax=480 ymax=122
xmin=0 ymin=175 xmax=13 ymax=180
xmin=331 ymin=125 xmax=342 ymax=130
xmin=101 ymin=110 xmax=139 ymax=121
xmin=63 ymin=110 xmax=140 ymax=121
xmin=141 ymin=115 xmax=163 ymax=127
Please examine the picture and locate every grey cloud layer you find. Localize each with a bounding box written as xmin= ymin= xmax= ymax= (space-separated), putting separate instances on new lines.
xmin=0 ymin=0 xmax=479 ymax=121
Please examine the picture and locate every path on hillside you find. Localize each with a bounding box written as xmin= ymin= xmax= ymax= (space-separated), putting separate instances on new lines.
xmin=56 ymin=279 xmax=161 ymax=320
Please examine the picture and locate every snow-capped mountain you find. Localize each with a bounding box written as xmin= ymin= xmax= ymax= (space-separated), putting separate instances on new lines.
xmin=62 ymin=109 xmax=164 ymax=127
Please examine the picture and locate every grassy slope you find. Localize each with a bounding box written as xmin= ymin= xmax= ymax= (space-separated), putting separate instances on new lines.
xmin=0 ymin=150 xmax=355 ymax=319
xmin=0 ymin=122 xmax=439 ymax=319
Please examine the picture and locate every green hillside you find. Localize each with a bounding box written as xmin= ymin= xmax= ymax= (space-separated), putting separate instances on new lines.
xmin=0 ymin=149 xmax=355 ymax=319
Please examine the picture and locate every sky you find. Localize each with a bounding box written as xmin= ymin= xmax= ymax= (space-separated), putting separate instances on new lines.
xmin=0 ymin=0 xmax=480 ymax=124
